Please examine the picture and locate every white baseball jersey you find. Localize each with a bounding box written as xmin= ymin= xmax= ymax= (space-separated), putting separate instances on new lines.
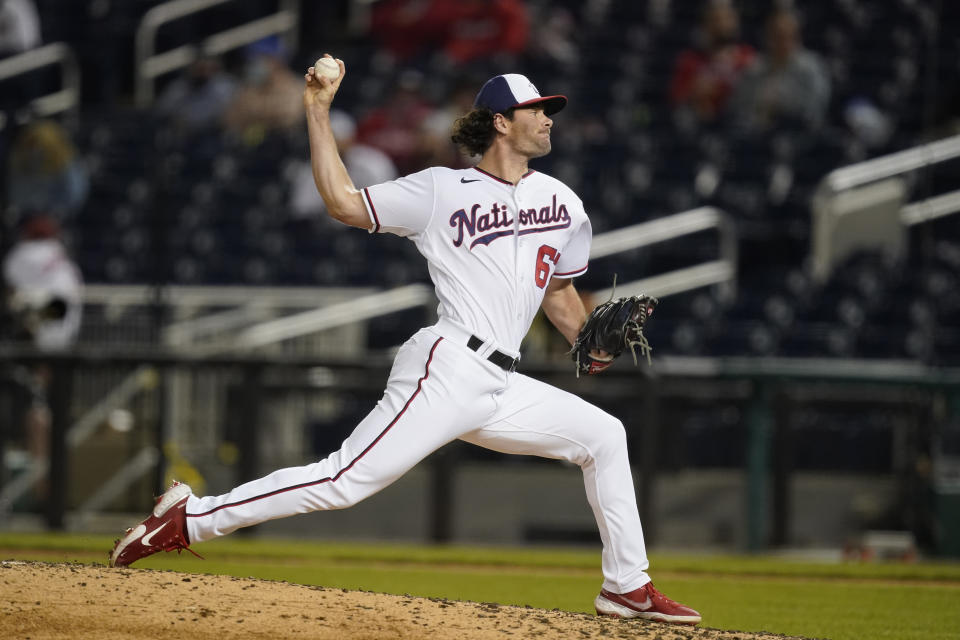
xmin=361 ymin=166 xmax=591 ymax=353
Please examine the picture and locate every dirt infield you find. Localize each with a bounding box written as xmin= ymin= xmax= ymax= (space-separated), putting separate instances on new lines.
xmin=1 ymin=561 xmax=806 ymax=640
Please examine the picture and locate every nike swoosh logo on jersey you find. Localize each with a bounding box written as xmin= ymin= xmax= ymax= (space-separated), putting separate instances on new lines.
xmin=141 ymin=521 xmax=171 ymax=548
xmin=460 ymin=178 xmax=481 ymax=183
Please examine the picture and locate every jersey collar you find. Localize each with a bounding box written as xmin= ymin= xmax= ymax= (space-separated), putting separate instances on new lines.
xmin=472 ymin=166 xmax=536 ymax=186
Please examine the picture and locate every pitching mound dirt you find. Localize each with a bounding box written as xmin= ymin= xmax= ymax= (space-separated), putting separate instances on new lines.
xmin=1 ymin=561 xmax=806 ymax=639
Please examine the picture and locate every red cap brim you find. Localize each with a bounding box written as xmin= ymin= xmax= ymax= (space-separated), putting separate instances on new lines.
xmin=514 ymin=94 xmax=567 ymax=116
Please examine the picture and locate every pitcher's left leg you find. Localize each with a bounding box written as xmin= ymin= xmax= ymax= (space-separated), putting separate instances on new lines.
xmin=459 ymin=373 xmax=649 ymax=593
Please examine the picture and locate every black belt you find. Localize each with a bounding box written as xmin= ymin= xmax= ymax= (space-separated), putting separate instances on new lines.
xmin=467 ymin=335 xmax=519 ymax=372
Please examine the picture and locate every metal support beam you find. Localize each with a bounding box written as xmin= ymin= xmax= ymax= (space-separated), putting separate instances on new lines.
xmin=746 ymin=380 xmax=773 ymax=551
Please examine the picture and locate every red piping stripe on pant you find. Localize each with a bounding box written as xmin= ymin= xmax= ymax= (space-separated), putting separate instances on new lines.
xmin=186 ymin=337 xmax=444 ymax=518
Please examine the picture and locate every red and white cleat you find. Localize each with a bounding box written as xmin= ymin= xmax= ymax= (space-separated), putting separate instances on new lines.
xmin=595 ymin=582 xmax=701 ymax=626
xmin=109 ymin=481 xmax=200 ymax=568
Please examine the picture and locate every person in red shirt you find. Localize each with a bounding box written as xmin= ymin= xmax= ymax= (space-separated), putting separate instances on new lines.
xmin=370 ymin=0 xmax=528 ymax=65
xmin=669 ymin=0 xmax=754 ymax=124
xmin=356 ymin=70 xmax=436 ymax=174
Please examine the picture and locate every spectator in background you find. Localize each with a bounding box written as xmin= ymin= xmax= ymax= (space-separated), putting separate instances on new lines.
xmin=370 ymin=0 xmax=528 ymax=65
xmin=287 ymin=110 xmax=397 ymax=219
xmin=2 ymin=213 xmax=83 ymax=503
xmin=0 ymin=0 xmax=41 ymax=57
xmin=154 ymin=56 xmax=237 ymax=134
xmin=669 ymin=0 xmax=754 ymax=125
xmin=223 ymin=36 xmax=303 ymax=143
xmin=5 ymin=120 xmax=89 ymax=220
xmin=729 ymin=8 xmax=831 ymax=133
xmin=2 ymin=214 xmax=82 ymax=350
xmin=356 ymin=69 xmax=435 ymax=174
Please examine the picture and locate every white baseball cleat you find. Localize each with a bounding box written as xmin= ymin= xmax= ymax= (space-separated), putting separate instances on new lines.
xmin=109 ymin=481 xmax=200 ymax=567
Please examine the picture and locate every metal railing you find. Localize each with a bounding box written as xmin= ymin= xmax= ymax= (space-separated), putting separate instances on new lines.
xmin=590 ymin=206 xmax=737 ymax=300
xmin=901 ymin=188 xmax=960 ymax=226
xmin=0 ymin=42 xmax=80 ymax=129
xmin=231 ymin=283 xmax=435 ymax=352
xmin=134 ymin=0 xmax=300 ymax=107
xmin=811 ymin=133 xmax=960 ymax=282
xmin=819 ymin=133 xmax=960 ymax=227
xmin=822 ymin=134 xmax=960 ymax=193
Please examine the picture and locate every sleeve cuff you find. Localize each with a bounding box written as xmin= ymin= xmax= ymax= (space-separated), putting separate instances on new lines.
xmin=362 ymin=187 xmax=381 ymax=233
xmin=553 ymin=264 xmax=588 ymax=278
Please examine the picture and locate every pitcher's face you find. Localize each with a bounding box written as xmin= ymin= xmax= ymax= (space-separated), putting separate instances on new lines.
xmin=505 ymin=107 xmax=553 ymax=159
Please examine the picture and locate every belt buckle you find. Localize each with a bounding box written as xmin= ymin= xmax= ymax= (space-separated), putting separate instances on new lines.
xmin=508 ymin=358 xmax=518 ymax=373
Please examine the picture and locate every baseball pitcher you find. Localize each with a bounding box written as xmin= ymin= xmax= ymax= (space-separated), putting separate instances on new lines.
xmin=110 ymin=57 xmax=700 ymax=626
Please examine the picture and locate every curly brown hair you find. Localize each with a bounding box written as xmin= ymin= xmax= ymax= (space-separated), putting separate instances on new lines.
xmin=450 ymin=107 xmax=515 ymax=157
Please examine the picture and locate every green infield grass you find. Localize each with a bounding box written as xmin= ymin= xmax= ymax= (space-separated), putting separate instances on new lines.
xmin=2 ymin=532 xmax=959 ymax=640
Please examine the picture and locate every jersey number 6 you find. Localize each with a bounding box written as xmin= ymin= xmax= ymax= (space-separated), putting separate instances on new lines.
xmin=534 ymin=245 xmax=560 ymax=289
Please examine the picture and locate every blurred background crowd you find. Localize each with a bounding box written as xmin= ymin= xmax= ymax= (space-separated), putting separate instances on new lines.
xmin=1 ymin=0 xmax=959 ymax=555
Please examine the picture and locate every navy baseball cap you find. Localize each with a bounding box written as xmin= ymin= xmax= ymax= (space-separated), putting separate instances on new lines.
xmin=474 ymin=74 xmax=567 ymax=116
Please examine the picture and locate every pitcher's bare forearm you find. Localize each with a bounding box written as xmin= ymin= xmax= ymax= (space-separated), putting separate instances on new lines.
xmin=303 ymin=56 xmax=370 ymax=229
xmin=305 ymin=107 xmax=368 ymax=227
xmin=542 ymin=277 xmax=588 ymax=346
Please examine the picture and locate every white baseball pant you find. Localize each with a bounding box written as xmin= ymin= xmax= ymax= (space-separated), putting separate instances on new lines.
xmin=185 ymin=317 xmax=651 ymax=593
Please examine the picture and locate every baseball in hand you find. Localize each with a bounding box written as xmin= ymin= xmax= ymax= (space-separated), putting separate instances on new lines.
xmin=313 ymin=57 xmax=340 ymax=81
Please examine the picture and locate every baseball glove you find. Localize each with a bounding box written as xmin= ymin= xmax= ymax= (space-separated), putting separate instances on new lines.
xmin=570 ymin=294 xmax=658 ymax=376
